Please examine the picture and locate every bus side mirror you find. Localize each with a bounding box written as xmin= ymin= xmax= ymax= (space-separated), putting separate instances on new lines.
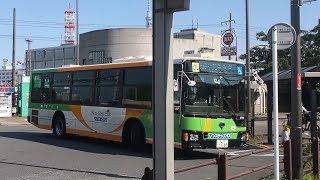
xmin=174 ymin=80 xmax=179 ymax=92
xmin=187 ymin=81 xmax=196 ymax=87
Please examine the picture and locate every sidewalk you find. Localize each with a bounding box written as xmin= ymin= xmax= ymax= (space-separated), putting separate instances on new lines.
xmin=0 ymin=116 xmax=30 ymax=126
xmin=254 ymin=112 xmax=289 ymax=121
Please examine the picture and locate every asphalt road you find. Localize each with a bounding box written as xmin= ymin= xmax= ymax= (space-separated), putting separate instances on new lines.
xmin=0 ymin=123 xmax=280 ymax=180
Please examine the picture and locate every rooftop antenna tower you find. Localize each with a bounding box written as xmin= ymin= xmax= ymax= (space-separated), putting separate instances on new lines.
xmin=64 ymin=3 xmax=75 ymax=44
xmin=146 ymin=0 xmax=152 ymax=28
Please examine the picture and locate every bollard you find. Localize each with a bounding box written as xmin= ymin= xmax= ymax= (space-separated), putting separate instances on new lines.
xmin=251 ymin=118 xmax=255 ymax=139
xmin=141 ymin=167 xmax=153 ymax=180
xmin=312 ymin=137 xmax=319 ymax=178
xmin=218 ymin=153 xmax=228 ymax=180
xmin=283 ymin=140 xmax=292 ymax=180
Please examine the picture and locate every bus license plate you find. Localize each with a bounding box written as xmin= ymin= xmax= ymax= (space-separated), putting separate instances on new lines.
xmin=216 ymin=140 xmax=228 ymax=148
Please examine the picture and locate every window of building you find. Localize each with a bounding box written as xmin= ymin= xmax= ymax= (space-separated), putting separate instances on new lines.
xmin=123 ymin=67 xmax=152 ymax=108
xmin=89 ymin=51 xmax=105 ymax=64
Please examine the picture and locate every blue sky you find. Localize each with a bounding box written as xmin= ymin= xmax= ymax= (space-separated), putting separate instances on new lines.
xmin=0 ymin=0 xmax=319 ymax=66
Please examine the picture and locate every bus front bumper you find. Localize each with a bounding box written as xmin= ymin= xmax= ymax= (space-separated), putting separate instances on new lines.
xmin=182 ymin=131 xmax=248 ymax=149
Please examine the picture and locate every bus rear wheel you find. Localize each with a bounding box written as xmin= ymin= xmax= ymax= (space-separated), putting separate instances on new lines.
xmin=130 ymin=122 xmax=145 ymax=151
xmin=53 ymin=116 xmax=66 ymax=137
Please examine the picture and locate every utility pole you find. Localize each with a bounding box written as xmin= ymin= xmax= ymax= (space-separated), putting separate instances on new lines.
xmin=12 ymin=8 xmax=16 ymax=88
xmin=290 ymin=0 xmax=303 ymax=179
xmin=12 ymin=8 xmax=17 ymax=114
xmin=25 ymin=39 xmax=33 ymax=76
xmin=76 ymin=0 xmax=79 ymax=65
xmin=221 ymin=13 xmax=235 ymax=60
xmin=245 ymin=0 xmax=252 ymax=134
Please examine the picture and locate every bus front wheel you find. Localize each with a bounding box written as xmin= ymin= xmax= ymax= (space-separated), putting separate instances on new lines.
xmin=53 ymin=116 xmax=66 ymax=137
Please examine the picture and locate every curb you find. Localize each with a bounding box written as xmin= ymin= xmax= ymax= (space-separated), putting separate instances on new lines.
xmin=0 ymin=122 xmax=31 ymax=126
xmin=247 ymin=142 xmax=272 ymax=149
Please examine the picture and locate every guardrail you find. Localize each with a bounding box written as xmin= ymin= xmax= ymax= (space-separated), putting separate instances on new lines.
xmin=217 ymin=147 xmax=278 ymax=180
xmin=143 ymin=138 xmax=319 ymax=180
xmin=283 ymin=138 xmax=319 ymax=180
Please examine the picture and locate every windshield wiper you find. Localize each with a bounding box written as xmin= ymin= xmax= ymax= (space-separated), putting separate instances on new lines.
xmin=218 ymin=70 xmax=231 ymax=86
xmin=223 ymin=96 xmax=237 ymax=119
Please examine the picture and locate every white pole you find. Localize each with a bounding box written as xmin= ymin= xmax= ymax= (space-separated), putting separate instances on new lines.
xmin=272 ymin=26 xmax=279 ymax=180
xmin=263 ymin=91 xmax=266 ymax=114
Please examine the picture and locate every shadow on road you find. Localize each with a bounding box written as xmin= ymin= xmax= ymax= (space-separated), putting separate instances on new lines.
xmin=0 ymin=129 xmax=219 ymax=160
xmin=0 ymin=130 xmax=152 ymax=158
xmin=175 ymin=150 xmax=219 ymax=160
xmin=0 ymin=161 xmax=140 ymax=179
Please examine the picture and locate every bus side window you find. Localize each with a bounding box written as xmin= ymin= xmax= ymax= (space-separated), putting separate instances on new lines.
xmin=71 ymin=71 xmax=95 ymax=105
xmin=43 ymin=74 xmax=52 ymax=103
xmin=97 ymin=69 xmax=121 ymax=106
xmin=122 ymin=67 xmax=152 ymax=108
xmin=52 ymin=72 xmax=71 ymax=104
xmin=31 ymin=74 xmax=42 ymax=103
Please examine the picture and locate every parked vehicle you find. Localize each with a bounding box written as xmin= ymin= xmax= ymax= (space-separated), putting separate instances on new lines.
xmin=286 ymin=112 xmax=319 ymax=133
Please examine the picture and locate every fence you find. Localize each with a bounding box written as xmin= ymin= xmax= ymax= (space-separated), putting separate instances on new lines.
xmin=173 ymin=146 xmax=278 ymax=180
xmin=142 ymin=139 xmax=319 ymax=180
xmin=283 ymin=138 xmax=319 ymax=180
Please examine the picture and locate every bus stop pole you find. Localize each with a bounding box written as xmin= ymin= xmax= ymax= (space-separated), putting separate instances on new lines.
xmin=272 ymin=26 xmax=280 ymax=180
xmin=152 ymin=1 xmax=190 ymax=179
xmin=152 ymin=1 xmax=174 ymax=179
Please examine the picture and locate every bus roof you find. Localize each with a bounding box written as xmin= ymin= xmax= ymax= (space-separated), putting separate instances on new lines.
xmin=174 ymin=57 xmax=245 ymax=65
xmin=32 ymin=56 xmax=244 ymax=73
xmin=32 ymin=60 xmax=152 ymax=73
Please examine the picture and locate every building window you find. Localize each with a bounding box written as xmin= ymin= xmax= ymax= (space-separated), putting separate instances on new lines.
xmin=105 ymin=57 xmax=112 ymax=63
xmin=89 ymin=51 xmax=105 ymax=64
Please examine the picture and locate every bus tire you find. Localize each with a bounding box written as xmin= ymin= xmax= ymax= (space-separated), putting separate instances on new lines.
xmin=53 ymin=115 xmax=66 ymax=137
xmin=122 ymin=123 xmax=131 ymax=147
xmin=130 ymin=122 xmax=145 ymax=151
xmin=182 ymin=144 xmax=194 ymax=154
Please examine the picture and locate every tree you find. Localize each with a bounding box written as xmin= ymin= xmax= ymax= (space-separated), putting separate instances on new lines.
xmin=301 ymin=25 xmax=320 ymax=67
xmin=240 ymin=24 xmax=320 ymax=75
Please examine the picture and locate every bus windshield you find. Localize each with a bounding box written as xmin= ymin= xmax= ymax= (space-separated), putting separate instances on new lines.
xmin=182 ymin=70 xmax=245 ymax=117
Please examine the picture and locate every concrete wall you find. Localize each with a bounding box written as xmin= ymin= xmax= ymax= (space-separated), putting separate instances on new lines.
xmin=29 ymin=45 xmax=76 ymax=70
xmin=80 ymin=28 xmax=152 ymax=65
xmin=28 ymin=28 xmax=223 ymax=69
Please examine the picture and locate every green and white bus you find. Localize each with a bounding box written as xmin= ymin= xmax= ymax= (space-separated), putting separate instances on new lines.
xmin=28 ymin=56 xmax=248 ymax=150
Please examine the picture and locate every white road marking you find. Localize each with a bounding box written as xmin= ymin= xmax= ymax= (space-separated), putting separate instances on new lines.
xmin=217 ymin=149 xmax=284 ymax=157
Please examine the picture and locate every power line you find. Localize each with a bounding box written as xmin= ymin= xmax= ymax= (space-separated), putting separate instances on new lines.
xmin=0 ymin=18 xmax=270 ymax=31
